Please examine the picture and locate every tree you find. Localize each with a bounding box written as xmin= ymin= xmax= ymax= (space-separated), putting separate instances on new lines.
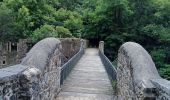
xmin=0 ymin=0 xmax=170 ymax=79
xmin=31 ymin=25 xmax=72 ymax=42
xmin=56 ymin=26 xmax=72 ymax=38
xmin=64 ymin=11 xmax=83 ymax=37
xmin=81 ymin=0 xmax=170 ymax=79
xmin=0 ymin=4 xmax=15 ymax=41
xmin=15 ymin=5 xmax=32 ymax=39
xmin=58 ymin=0 xmax=82 ymax=10
xmin=31 ymin=24 xmax=56 ymax=42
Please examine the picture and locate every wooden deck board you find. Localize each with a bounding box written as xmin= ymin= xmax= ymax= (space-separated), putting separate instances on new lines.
xmin=56 ymin=48 xmax=115 ymax=100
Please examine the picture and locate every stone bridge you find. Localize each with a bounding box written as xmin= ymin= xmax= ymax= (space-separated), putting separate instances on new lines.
xmin=0 ymin=38 xmax=170 ymax=100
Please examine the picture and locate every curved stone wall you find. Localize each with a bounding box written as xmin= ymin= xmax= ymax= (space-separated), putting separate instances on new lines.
xmin=0 ymin=38 xmax=84 ymax=100
xmin=117 ymin=42 xmax=161 ymax=99
xmin=21 ymin=37 xmax=61 ymax=71
xmin=20 ymin=38 xmax=62 ymax=100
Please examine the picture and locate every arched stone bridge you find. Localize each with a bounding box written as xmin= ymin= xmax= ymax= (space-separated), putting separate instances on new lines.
xmin=0 ymin=38 xmax=170 ymax=100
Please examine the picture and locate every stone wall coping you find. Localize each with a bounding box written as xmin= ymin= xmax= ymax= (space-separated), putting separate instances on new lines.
xmin=21 ymin=38 xmax=61 ymax=71
xmin=151 ymin=79 xmax=170 ymax=96
xmin=0 ymin=64 xmax=28 ymax=83
xmin=119 ymin=42 xmax=161 ymax=88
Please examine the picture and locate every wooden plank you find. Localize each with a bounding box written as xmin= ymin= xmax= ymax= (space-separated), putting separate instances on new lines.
xmin=56 ymin=48 xmax=115 ymax=100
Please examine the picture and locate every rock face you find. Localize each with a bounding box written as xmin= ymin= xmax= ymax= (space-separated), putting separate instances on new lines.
xmin=0 ymin=38 xmax=84 ymax=100
xmin=117 ymin=42 xmax=161 ymax=99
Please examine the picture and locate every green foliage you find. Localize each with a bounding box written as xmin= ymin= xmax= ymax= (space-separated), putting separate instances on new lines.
xmin=32 ymin=24 xmax=56 ymax=42
xmin=32 ymin=25 xmax=72 ymax=42
xmin=56 ymin=26 xmax=72 ymax=38
xmin=64 ymin=14 xmax=83 ymax=37
xmin=0 ymin=0 xmax=170 ymax=79
xmin=0 ymin=0 xmax=84 ymax=42
xmin=159 ymin=65 xmax=170 ymax=80
xmin=55 ymin=8 xmax=71 ymax=23
xmin=0 ymin=4 xmax=15 ymax=41
xmin=150 ymin=49 xmax=166 ymax=68
xmin=15 ymin=5 xmax=32 ymax=38
xmin=142 ymin=24 xmax=170 ymax=43
xmin=58 ymin=0 xmax=82 ymax=10
xmin=55 ymin=8 xmax=83 ymax=36
xmin=81 ymin=0 xmax=170 ymax=79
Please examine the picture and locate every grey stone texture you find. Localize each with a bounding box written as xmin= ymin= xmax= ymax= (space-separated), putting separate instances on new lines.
xmin=0 ymin=38 xmax=83 ymax=100
xmin=99 ymin=41 xmax=104 ymax=53
xmin=59 ymin=38 xmax=81 ymax=65
xmin=0 ymin=64 xmax=29 ymax=100
xmin=17 ymin=39 xmax=32 ymax=63
xmin=2 ymin=39 xmax=170 ymax=100
xmin=152 ymin=79 xmax=170 ymax=100
xmin=20 ymin=38 xmax=62 ymax=100
xmin=117 ymin=42 xmax=161 ymax=99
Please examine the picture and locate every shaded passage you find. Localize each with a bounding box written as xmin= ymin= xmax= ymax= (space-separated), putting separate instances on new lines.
xmin=56 ymin=48 xmax=115 ymax=100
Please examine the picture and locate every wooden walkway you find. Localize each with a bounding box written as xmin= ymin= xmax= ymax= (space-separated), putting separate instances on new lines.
xmin=56 ymin=48 xmax=115 ymax=100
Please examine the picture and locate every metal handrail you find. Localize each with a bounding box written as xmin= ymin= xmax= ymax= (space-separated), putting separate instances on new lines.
xmin=99 ymin=50 xmax=117 ymax=81
xmin=60 ymin=42 xmax=85 ymax=85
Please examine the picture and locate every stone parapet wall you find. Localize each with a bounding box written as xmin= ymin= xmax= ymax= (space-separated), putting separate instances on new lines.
xmin=60 ymin=38 xmax=81 ymax=56
xmin=59 ymin=38 xmax=87 ymax=65
xmin=152 ymin=79 xmax=170 ymax=100
xmin=117 ymin=42 xmax=170 ymax=100
xmin=16 ymin=39 xmax=31 ymax=63
xmin=0 ymin=65 xmax=29 ymax=100
xmin=20 ymin=38 xmax=62 ymax=100
xmin=0 ymin=38 xmax=83 ymax=68
xmin=0 ymin=38 xmax=84 ymax=100
xmin=117 ymin=42 xmax=161 ymax=99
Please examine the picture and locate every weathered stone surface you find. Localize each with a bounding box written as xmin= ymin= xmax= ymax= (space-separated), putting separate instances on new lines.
xmin=0 ymin=64 xmax=29 ymax=100
xmin=117 ymin=42 xmax=161 ymax=99
xmin=59 ymin=38 xmax=81 ymax=65
xmin=152 ymin=79 xmax=170 ymax=100
xmin=21 ymin=38 xmax=61 ymax=71
xmin=0 ymin=38 xmax=83 ymax=100
xmin=99 ymin=41 xmax=104 ymax=53
xmin=4 ymin=39 xmax=170 ymax=100
xmin=0 ymin=39 xmax=31 ymax=68
xmin=17 ymin=39 xmax=32 ymax=63
xmin=19 ymin=38 xmax=62 ymax=100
